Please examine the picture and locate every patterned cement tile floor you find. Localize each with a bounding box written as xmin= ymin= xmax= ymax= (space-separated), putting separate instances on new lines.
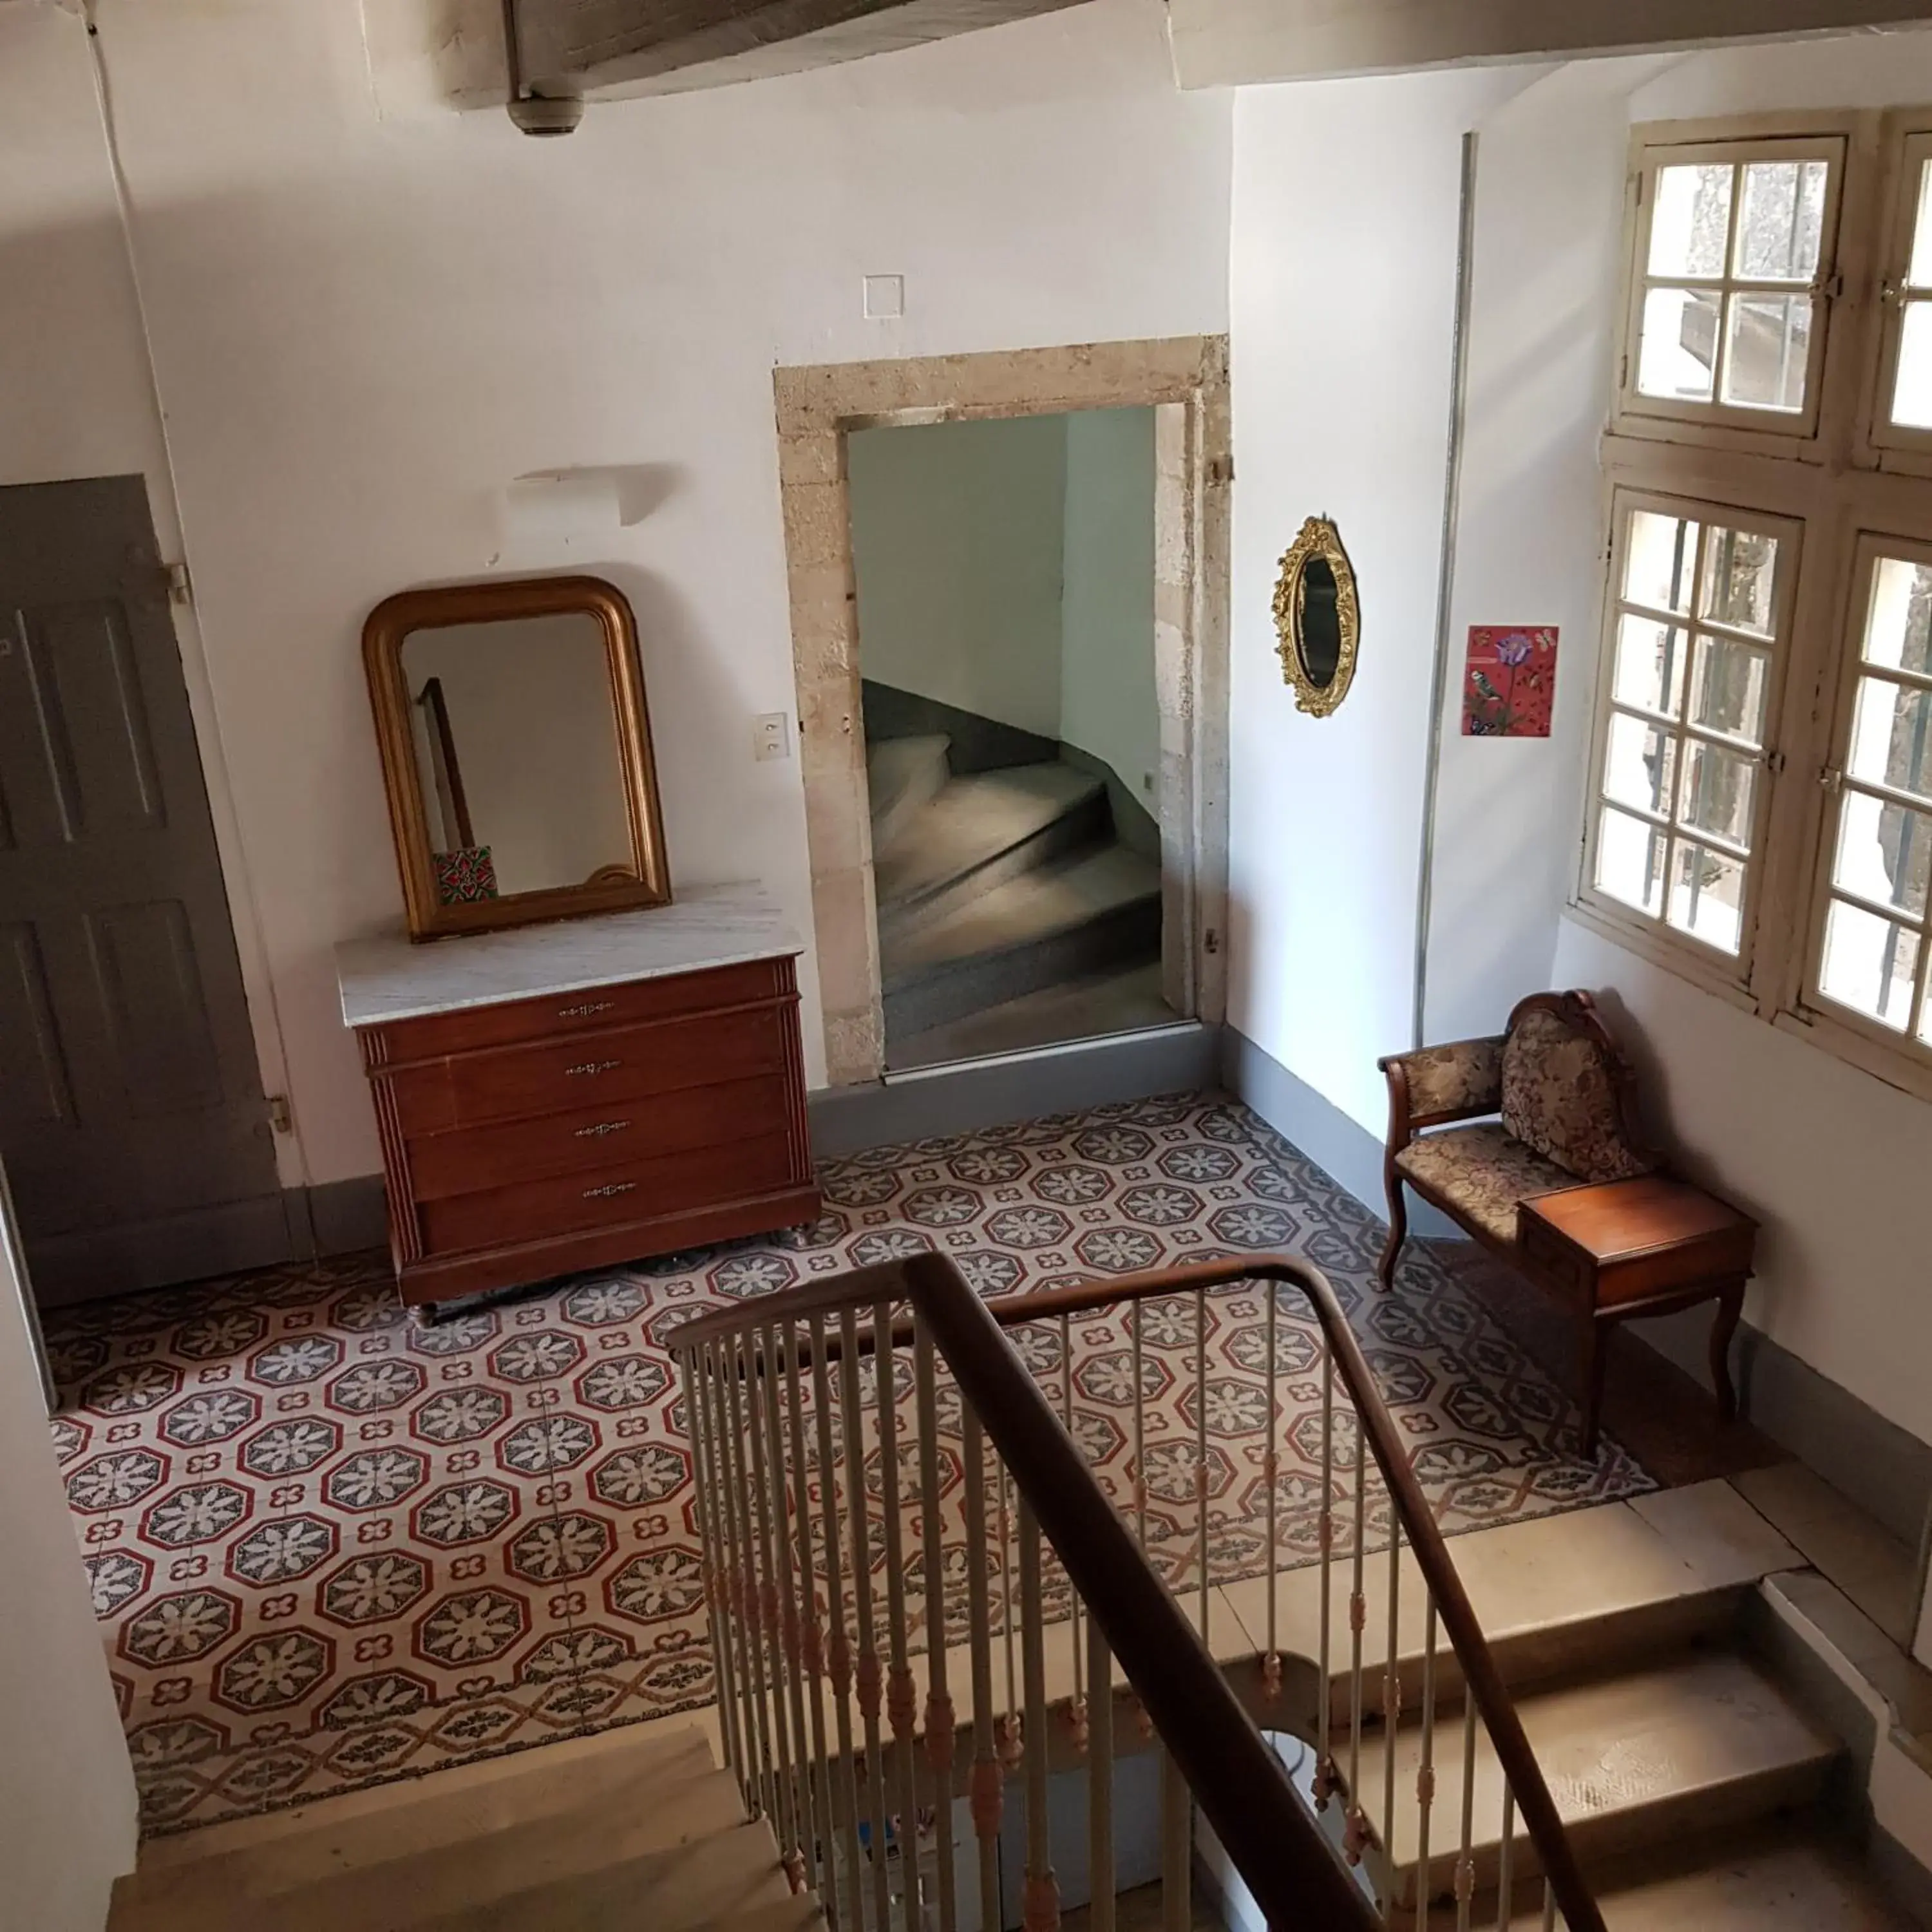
xmin=43 ymin=1093 xmax=1654 ymax=1837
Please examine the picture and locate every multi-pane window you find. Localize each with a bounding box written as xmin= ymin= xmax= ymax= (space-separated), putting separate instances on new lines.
xmin=1588 ymin=111 xmax=1932 ymax=1093
xmin=1812 ymin=540 xmax=1932 ymax=1041
xmin=1622 ymin=140 xmax=1841 ymax=435
xmin=1588 ymin=501 xmax=1788 ymax=958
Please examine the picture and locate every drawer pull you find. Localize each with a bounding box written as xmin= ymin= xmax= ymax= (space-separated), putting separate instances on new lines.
xmin=582 ymin=1181 xmax=638 ymax=1200
xmin=558 ymin=1000 xmax=617 ymax=1020
xmin=564 ymin=1058 xmax=622 ymax=1078
xmin=573 ymin=1119 xmax=633 ymax=1140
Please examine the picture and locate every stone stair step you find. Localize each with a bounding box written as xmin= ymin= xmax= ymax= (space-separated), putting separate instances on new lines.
xmin=1466 ymin=1817 xmax=1913 ymax=1929
xmin=112 ymin=1723 xmax=717 ymax=1926
xmin=873 ymin=762 xmax=1108 ymax=934
xmin=866 ymin=733 xmax=951 ymax=856
xmin=881 ymin=843 xmax=1160 ymax=1037
xmin=1360 ymin=1647 xmax=1841 ymax=1912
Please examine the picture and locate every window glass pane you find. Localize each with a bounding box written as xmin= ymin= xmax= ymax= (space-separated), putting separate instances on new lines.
xmin=1720 ymin=293 xmax=1811 ymax=412
xmin=1734 ymin=159 xmax=1826 ymax=281
xmin=1612 ymin=615 xmax=1688 ymax=718
xmin=1666 ymin=841 xmax=1745 ymax=953
xmin=1678 ymin=741 xmax=1757 ymax=849
xmin=1862 ymin=556 xmax=1932 ymax=676
xmin=1848 ymin=677 xmax=1932 ymax=803
xmin=1891 ymin=302 xmax=1932 ymax=430
xmin=1596 ymin=806 xmax=1667 ymax=916
xmin=1832 ymin=791 xmax=1931 ymax=921
xmin=1638 ymin=287 xmax=1721 ymax=402
xmin=1603 ymin=712 xmax=1676 ymax=818
xmin=1689 ymin=634 xmax=1770 ymax=745
xmin=1698 ymin=525 xmax=1778 ymax=635
xmin=1624 ymin=511 xmax=1698 ymax=614
xmin=1819 ymin=897 xmax=1920 ymax=1029
xmin=1910 ymin=158 xmax=1932 ymax=289
xmin=1649 ymin=164 xmax=1734 ymax=278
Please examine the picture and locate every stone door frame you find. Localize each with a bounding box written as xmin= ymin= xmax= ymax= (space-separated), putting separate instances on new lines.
xmin=773 ymin=337 xmax=1231 ymax=1087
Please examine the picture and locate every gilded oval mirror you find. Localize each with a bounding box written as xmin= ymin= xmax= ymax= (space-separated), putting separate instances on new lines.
xmin=1273 ymin=515 xmax=1359 ymax=717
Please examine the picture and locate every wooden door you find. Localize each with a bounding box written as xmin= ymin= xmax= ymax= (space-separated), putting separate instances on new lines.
xmin=0 ymin=477 xmax=289 ymax=1304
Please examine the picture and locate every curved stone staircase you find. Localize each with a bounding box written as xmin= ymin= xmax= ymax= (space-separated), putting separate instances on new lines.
xmin=869 ymin=734 xmax=1166 ymax=1068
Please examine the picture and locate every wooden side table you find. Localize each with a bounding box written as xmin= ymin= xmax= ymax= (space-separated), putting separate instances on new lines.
xmin=1516 ymin=1175 xmax=1757 ymax=1458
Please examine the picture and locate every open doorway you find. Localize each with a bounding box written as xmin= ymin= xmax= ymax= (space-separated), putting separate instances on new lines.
xmin=849 ymin=408 xmax=1171 ymax=1072
xmin=774 ymin=337 xmax=1229 ymax=1091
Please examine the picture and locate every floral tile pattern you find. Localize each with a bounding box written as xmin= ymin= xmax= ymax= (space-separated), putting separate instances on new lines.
xmin=44 ymin=1094 xmax=1653 ymax=1836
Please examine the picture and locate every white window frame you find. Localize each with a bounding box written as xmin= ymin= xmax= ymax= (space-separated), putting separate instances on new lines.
xmin=1791 ymin=526 xmax=1932 ymax=1067
xmin=1615 ymin=125 xmax=1850 ymax=454
xmin=1864 ymin=118 xmax=1932 ymax=471
xmin=1578 ymin=486 xmax=1802 ymax=1003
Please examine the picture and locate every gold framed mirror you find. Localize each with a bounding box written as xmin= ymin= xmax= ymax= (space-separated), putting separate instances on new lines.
xmin=1273 ymin=515 xmax=1359 ymax=717
xmin=362 ymin=574 xmax=670 ymax=940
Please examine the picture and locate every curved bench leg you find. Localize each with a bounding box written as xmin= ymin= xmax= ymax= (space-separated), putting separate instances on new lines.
xmin=1710 ymin=1282 xmax=1745 ymax=1426
xmin=1377 ymin=1170 xmax=1408 ymax=1292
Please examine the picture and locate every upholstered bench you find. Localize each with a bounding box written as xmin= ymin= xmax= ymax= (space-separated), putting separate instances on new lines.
xmin=1376 ymin=990 xmax=1754 ymax=1455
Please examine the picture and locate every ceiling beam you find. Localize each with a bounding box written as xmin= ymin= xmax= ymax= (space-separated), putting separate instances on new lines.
xmin=1166 ymin=0 xmax=1932 ymax=89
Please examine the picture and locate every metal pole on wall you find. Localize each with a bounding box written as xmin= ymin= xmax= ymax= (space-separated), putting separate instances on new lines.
xmin=1413 ymin=129 xmax=1481 ymax=1050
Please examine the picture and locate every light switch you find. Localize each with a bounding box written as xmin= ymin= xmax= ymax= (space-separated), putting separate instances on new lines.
xmin=754 ymin=712 xmax=792 ymax=762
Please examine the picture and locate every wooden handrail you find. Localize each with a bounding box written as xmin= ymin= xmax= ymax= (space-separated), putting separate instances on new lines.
xmin=668 ymin=1252 xmax=1606 ymax=1932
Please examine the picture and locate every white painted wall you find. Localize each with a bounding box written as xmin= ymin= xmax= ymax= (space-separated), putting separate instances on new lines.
xmin=1061 ymin=406 xmax=1160 ymax=802
xmin=1420 ymin=57 xmax=1673 ymax=1042
xmin=0 ymin=1180 xmax=138 ymax=1929
xmin=1226 ymin=64 xmax=1541 ymax=1137
xmin=0 ymin=0 xmax=1229 ymax=1186
xmin=848 ymin=413 xmax=1070 ymax=738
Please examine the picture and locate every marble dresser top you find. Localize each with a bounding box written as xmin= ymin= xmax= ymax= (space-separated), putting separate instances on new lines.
xmin=335 ymin=882 xmax=803 ymax=1029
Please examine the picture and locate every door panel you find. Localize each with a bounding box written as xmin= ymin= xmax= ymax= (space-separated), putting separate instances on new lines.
xmin=0 ymin=477 xmax=289 ymax=1300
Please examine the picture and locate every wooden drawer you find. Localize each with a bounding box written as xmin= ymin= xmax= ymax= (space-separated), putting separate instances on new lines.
xmin=1516 ymin=1198 xmax=1590 ymax=1303
xmin=404 ymin=1072 xmax=790 ymax=1201
xmin=418 ymin=1130 xmax=802 ymax=1257
xmin=366 ymin=956 xmax=793 ymax=1065
xmin=383 ymin=1005 xmax=786 ymax=1134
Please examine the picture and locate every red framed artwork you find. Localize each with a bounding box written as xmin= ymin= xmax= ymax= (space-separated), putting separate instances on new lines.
xmin=1462 ymin=626 xmax=1557 ymax=737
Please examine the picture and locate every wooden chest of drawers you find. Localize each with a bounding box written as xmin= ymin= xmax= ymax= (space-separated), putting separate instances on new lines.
xmin=346 ymin=936 xmax=820 ymax=1319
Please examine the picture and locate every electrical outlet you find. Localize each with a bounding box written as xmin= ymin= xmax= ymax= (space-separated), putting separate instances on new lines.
xmin=754 ymin=712 xmax=791 ymax=762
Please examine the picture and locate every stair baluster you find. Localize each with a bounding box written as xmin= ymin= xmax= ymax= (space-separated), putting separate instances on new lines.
xmin=681 ymin=1347 xmax=740 ymax=1788
xmin=962 ymin=1408 xmax=1003 ymax=1932
xmin=873 ymin=1303 xmax=923 ymax=1932
xmin=723 ymin=1330 xmax=779 ymax=1828
xmin=786 ymin=1326 xmax=840 ymax=1925
xmin=1018 ymin=1500 xmax=1059 ymax=1932
xmin=1497 ymin=1786 xmax=1517 ymax=1932
xmin=1264 ymin=1280 xmax=1282 ymax=1697
xmin=1061 ymin=1313 xmax=1087 ymax=1755
xmin=1194 ymin=1290 xmax=1211 ymax=1642
xmin=1316 ymin=1332 xmax=1337 ymax=1809
xmin=1088 ymin=1613 xmax=1116 ymax=1932
xmin=746 ymin=1323 xmax=804 ymax=1884
xmin=811 ymin=1312 xmax=869 ymax=1932
xmin=1382 ymin=1506 xmax=1403 ymax=1926
xmin=1345 ymin=1411 xmax=1369 ymax=1868
xmin=838 ymin=1307 xmax=894 ymax=1932
xmin=914 ymin=1330 xmax=960 ymax=1932
xmin=1456 ymin=1692 xmax=1479 ymax=1932
xmin=1416 ymin=1600 xmax=1439 ymax=1932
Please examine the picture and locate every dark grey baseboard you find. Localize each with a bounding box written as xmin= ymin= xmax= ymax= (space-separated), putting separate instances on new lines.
xmin=1220 ymin=1026 xmax=1930 ymax=1546
xmin=810 ymin=1021 xmax=1222 ymax=1157
xmin=305 ymin=1175 xmax=390 ymax=1259
xmin=28 ymin=1193 xmax=305 ymax=1308
xmin=1220 ymin=1027 xmax=1459 ymax=1241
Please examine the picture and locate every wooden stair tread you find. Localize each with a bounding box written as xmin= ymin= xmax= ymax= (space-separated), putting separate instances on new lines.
xmin=406 ymin=1819 xmax=795 ymax=1931
xmin=1358 ymin=1647 xmax=1840 ymax=1906
xmin=113 ymin=1757 xmax=743 ymax=1932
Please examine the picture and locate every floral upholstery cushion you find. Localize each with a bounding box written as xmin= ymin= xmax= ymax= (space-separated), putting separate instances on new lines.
xmin=1393 ymin=1122 xmax=1586 ymax=1249
xmin=1499 ymin=1006 xmax=1653 ymax=1184
xmin=1386 ymin=1035 xmax=1504 ymax=1119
